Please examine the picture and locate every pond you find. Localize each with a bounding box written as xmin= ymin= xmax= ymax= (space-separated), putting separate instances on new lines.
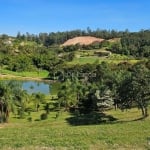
xmin=0 ymin=79 xmax=52 ymax=95
xmin=22 ymin=80 xmax=51 ymax=94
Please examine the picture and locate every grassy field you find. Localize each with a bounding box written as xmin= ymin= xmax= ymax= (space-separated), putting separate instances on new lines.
xmin=0 ymin=108 xmax=150 ymax=150
xmin=0 ymin=69 xmax=49 ymax=79
xmin=67 ymin=49 xmax=141 ymax=65
xmin=68 ymin=56 xmax=140 ymax=65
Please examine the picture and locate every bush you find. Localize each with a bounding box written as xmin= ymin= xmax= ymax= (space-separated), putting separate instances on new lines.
xmin=40 ymin=113 xmax=48 ymax=120
xmin=27 ymin=117 xmax=32 ymax=122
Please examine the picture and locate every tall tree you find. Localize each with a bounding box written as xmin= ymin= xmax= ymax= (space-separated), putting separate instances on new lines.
xmin=118 ymin=63 xmax=150 ymax=117
xmin=57 ymin=79 xmax=77 ymax=111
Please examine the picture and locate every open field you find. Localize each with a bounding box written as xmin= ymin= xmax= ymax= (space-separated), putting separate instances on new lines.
xmin=0 ymin=108 xmax=150 ymax=150
xmin=0 ymin=69 xmax=49 ymax=78
xmin=67 ymin=49 xmax=142 ymax=65
xmin=68 ymin=56 xmax=140 ymax=65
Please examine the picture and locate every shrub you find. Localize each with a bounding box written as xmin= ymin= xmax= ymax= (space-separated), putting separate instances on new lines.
xmin=27 ymin=117 xmax=32 ymax=122
xmin=40 ymin=113 xmax=48 ymax=120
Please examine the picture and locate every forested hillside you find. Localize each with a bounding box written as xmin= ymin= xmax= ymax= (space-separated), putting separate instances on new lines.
xmin=0 ymin=29 xmax=149 ymax=73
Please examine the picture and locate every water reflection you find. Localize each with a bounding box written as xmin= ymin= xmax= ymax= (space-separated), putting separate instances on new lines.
xmin=0 ymin=80 xmax=51 ymax=94
xmin=22 ymin=80 xmax=51 ymax=94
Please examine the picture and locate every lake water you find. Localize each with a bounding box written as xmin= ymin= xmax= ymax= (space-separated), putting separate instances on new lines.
xmin=1 ymin=80 xmax=51 ymax=94
xmin=22 ymin=80 xmax=51 ymax=94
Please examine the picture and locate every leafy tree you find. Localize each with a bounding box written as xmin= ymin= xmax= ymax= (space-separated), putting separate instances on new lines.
xmin=79 ymin=87 xmax=98 ymax=113
xmin=64 ymin=52 xmax=75 ymax=61
xmin=57 ymin=79 xmax=78 ymax=111
xmin=7 ymin=55 xmax=33 ymax=72
xmin=118 ymin=63 xmax=150 ymax=117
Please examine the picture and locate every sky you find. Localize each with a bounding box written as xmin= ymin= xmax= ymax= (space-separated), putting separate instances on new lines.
xmin=0 ymin=0 xmax=150 ymax=36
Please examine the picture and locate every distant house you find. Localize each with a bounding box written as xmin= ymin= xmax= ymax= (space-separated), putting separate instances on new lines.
xmin=58 ymin=53 xmax=64 ymax=58
xmin=3 ymin=40 xmax=12 ymax=45
xmin=3 ymin=37 xmax=14 ymax=46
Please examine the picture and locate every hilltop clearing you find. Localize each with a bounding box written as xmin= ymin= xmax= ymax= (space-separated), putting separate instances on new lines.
xmin=62 ymin=36 xmax=104 ymax=46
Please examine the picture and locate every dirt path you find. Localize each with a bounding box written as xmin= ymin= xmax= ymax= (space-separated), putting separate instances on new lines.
xmin=0 ymin=124 xmax=5 ymax=129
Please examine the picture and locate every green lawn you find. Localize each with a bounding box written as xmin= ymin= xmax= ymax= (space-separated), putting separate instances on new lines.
xmin=0 ymin=108 xmax=150 ymax=150
xmin=68 ymin=56 xmax=140 ymax=65
xmin=68 ymin=56 xmax=101 ymax=64
xmin=0 ymin=69 xmax=49 ymax=78
xmin=71 ymin=49 xmax=141 ymax=65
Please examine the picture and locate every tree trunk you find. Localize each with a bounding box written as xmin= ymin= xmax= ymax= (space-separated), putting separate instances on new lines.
xmin=36 ymin=104 xmax=40 ymax=112
xmin=144 ymin=107 xmax=148 ymax=117
xmin=5 ymin=109 xmax=9 ymax=123
xmin=140 ymin=106 xmax=149 ymax=118
xmin=0 ymin=111 xmax=2 ymax=123
xmin=141 ymin=106 xmax=145 ymax=117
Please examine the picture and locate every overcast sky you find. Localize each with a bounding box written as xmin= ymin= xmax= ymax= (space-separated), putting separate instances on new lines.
xmin=0 ymin=0 xmax=150 ymax=36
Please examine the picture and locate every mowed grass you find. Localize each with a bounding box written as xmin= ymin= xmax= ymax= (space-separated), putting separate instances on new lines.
xmin=68 ymin=56 xmax=140 ymax=65
xmin=69 ymin=49 xmax=141 ymax=65
xmin=0 ymin=69 xmax=49 ymax=78
xmin=0 ymin=108 xmax=150 ymax=150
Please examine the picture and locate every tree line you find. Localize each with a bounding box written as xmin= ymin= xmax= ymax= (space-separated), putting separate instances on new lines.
xmin=110 ymin=30 xmax=150 ymax=57
xmin=1 ymin=28 xmax=150 ymax=58
xmin=15 ymin=28 xmax=128 ymax=46
xmin=0 ymin=29 xmax=150 ymax=73
xmin=14 ymin=28 xmax=150 ymax=58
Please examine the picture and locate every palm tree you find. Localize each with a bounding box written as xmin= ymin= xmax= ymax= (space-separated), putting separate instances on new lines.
xmin=0 ymin=80 xmax=30 ymax=120
xmin=0 ymin=81 xmax=14 ymax=123
xmin=58 ymin=79 xmax=77 ymax=111
xmin=15 ymin=89 xmax=30 ymax=118
xmin=32 ymin=92 xmax=45 ymax=112
xmin=57 ymin=78 xmax=86 ymax=111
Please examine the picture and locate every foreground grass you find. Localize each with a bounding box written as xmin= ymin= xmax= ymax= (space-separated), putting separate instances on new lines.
xmin=0 ymin=108 xmax=150 ymax=150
